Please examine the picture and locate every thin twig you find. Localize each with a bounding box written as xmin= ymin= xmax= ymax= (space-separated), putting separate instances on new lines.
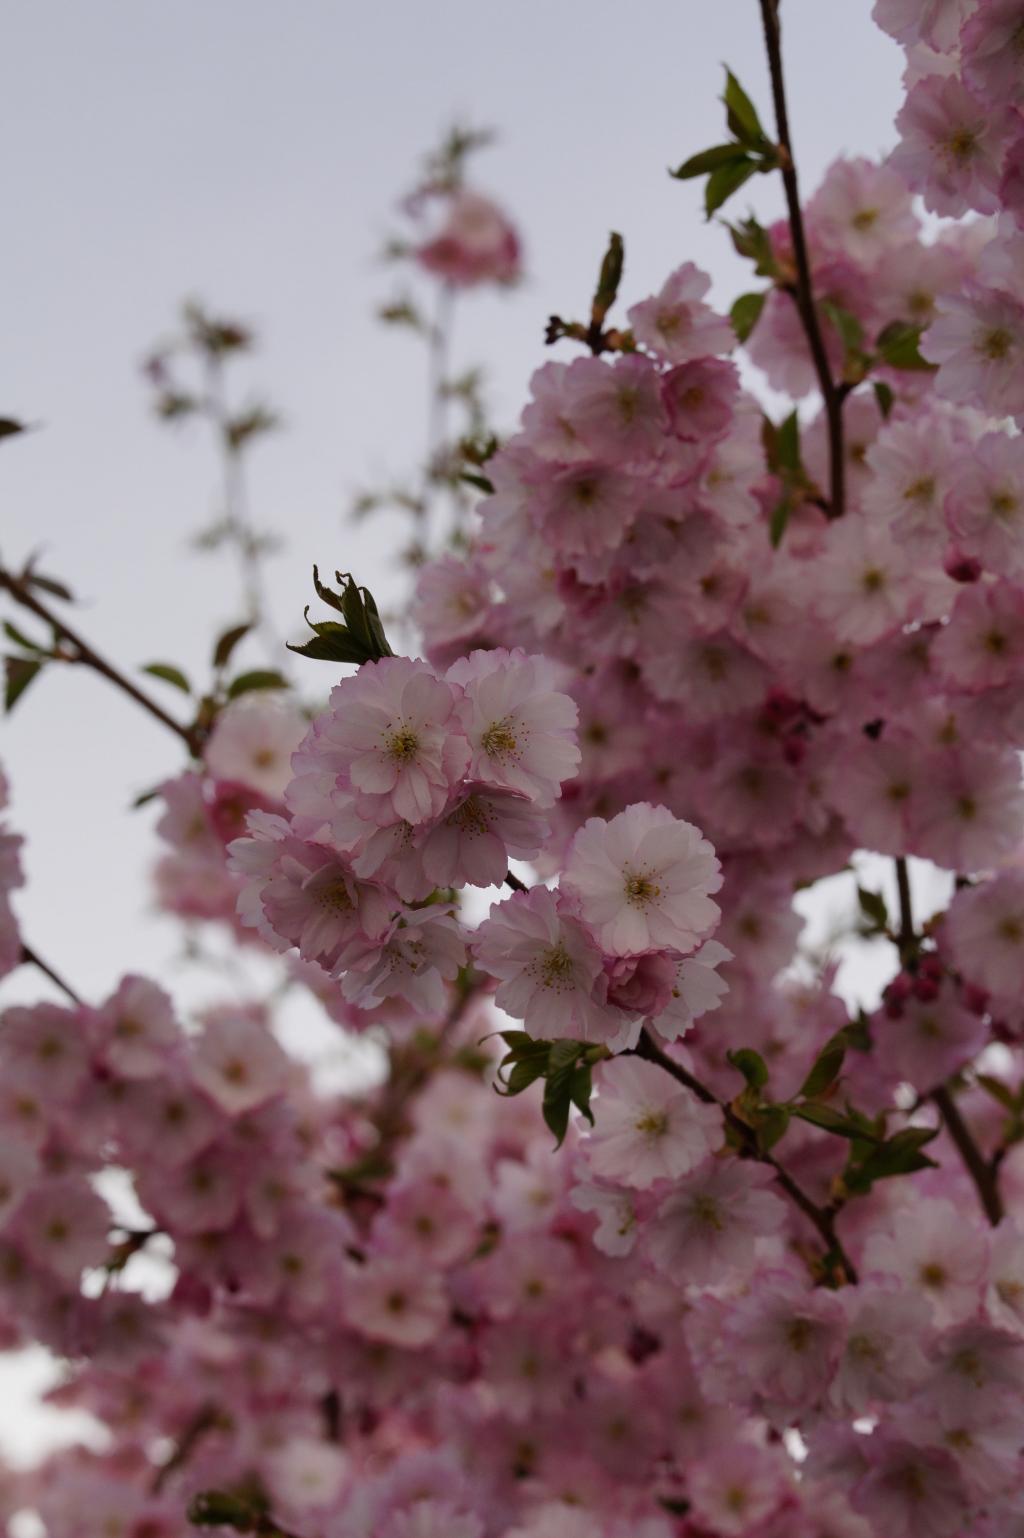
xmin=19 ymin=944 xmax=82 ymax=1005
xmin=892 ymin=855 xmax=1004 ymax=1226
xmin=758 ymin=0 xmax=845 ymax=518
xmin=635 ymin=1029 xmax=857 ymax=1282
xmin=933 ymin=1084 xmax=1003 ymax=1227
xmin=0 ymin=566 xmax=201 ymax=755
xmin=894 ymin=856 xmax=915 ymax=959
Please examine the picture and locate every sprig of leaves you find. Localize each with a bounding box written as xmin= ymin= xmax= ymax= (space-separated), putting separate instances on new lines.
xmin=671 ymin=69 xmax=780 ymax=218
xmin=495 ymin=1032 xmax=610 ymax=1146
xmin=288 ymin=568 xmax=394 ymax=666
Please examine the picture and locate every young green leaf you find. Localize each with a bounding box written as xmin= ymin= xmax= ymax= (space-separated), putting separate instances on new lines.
xmin=857 ymin=886 xmax=889 ymax=932
xmin=730 ymin=291 xmax=766 ymax=343
xmin=722 ymin=68 xmax=767 ymax=147
xmin=142 ymin=662 xmax=192 ymax=694
xmin=727 ymin=1048 xmax=769 ymax=1091
xmin=212 ymin=622 xmax=253 ymax=671
xmin=4 ymin=656 xmax=43 ymax=712
xmin=226 ymin=669 xmax=288 ymax=699
xmin=671 ymin=143 xmax=752 ymax=180
xmin=875 ymin=321 xmax=936 ymax=372
xmin=704 ymin=157 xmax=757 ymax=219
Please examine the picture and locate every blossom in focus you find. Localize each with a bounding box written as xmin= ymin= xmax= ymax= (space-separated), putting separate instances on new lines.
xmin=561 ymin=803 xmax=722 ymax=957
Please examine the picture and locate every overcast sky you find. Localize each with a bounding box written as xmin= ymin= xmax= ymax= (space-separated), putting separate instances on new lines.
xmin=1 ymin=1 xmax=902 ymax=1005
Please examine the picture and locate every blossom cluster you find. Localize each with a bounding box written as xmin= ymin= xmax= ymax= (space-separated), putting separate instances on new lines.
xmin=7 ymin=3 xmax=1024 ymax=1537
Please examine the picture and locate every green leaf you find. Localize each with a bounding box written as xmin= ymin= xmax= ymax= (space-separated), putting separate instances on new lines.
xmin=288 ymin=617 xmax=377 ymax=665
xmin=728 ymin=1048 xmax=769 ymax=1091
xmin=722 ymin=68 xmax=767 ymax=147
xmin=290 ymin=571 xmax=393 ymax=666
xmin=873 ymin=380 xmax=894 ymax=419
xmin=459 ymin=472 xmax=494 ymax=495
xmin=671 ymin=143 xmax=751 ymax=180
xmin=730 ymin=291 xmax=766 ymax=343
xmin=3 ymin=621 xmax=44 ymax=653
xmin=844 ymin=1125 xmax=939 ymax=1193
xmin=704 ymin=157 xmax=757 ymax=218
xmin=857 ymin=886 xmax=889 ymax=932
xmin=4 ymin=656 xmax=43 ymax=711
xmin=212 ymin=622 xmax=253 ymax=671
xmin=502 ymin=1057 xmax=549 ymax=1096
xmin=142 ymin=662 xmax=191 ymax=694
xmin=591 ymin=232 xmax=624 ymax=329
xmin=769 ymin=494 xmax=792 ymax=550
xmin=727 ymin=216 xmax=778 ymax=277
xmin=800 ymin=1036 xmax=848 ymax=1100
xmin=543 ymin=1040 xmax=588 ymax=1147
xmin=754 ymin=1104 xmax=791 ymax=1151
xmin=793 ymin=1102 xmax=881 ymax=1141
xmin=226 ymin=669 xmax=288 ymax=698
xmin=24 ymin=569 xmax=73 ymax=601
xmin=777 ymin=409 xmax=801 ymax=474
xmin=875 ymin=320 xmax=936 ymax=372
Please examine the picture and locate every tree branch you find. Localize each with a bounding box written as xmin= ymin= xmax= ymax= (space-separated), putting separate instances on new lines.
xmin=0 ymin=565 xmax=202 ymax=755
xmin=758 ymin=0 xmax=845 ymax=518
xmin=19 ymin=944 xmax=83 ymax=1005
xmin=933 ymin=1084 xmax=1003 ymax=1227
xmin=636 ymin=1029 xmax=857 ymax=1283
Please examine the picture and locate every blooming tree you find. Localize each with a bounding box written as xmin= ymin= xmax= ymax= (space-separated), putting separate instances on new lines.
xmin=4 ymin=3 xmax=1024 ymax=1535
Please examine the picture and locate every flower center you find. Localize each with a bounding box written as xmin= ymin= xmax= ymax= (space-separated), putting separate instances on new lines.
xmin=980 ymin=327 xmax=1013 ymax=361
xmin=851 ymin=206 xmax=879 ymax=231
xmin=635 ymin=1110 xmax=670 ymax=1139
xmin=481 ymin=718 xmax=519 ymax=760
xmin=313 ymin=879 xmax=354 ymax=915
xmin=624 ymin=869 xmax=661 ymax=907
xmin=385 ymin=726 xmax=421 ymax=762
xmin=539 ymin=943 xmax=574 ymax=988
xmin=946 ymin=127 xmax=977 ymax=162
xmin=692 ymin=1195 xmax=723 ymax=1231
xmin=903 ymin=476 xmax=935 ymax=504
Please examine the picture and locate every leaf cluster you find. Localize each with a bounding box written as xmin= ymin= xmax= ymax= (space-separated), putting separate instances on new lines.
xmin=288 ymin=567 xmax=394 ymax=665
xmin=496 ymin=1032 xmax=610 ymax=1147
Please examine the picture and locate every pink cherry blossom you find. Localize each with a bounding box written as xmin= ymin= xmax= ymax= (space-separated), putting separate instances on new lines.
xmin=473 ymin=887 xmax=633 ymax=1047
xmin=446 ymin=648 xmax=580 ymax=807
xmin=583 ymin=1058 xmax=722 ymax=1189
xmin=320 ymin=656 xmax=469 ymax=825
xmin=561 ymin=803 xmax=721 ymax=957
xmin=626 ymin=263 xmax=734 ymax=364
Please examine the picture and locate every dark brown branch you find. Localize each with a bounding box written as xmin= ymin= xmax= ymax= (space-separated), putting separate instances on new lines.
xmin=894 ymin=856 xmax=915 ymax=957
xmin=0 ymin=566 xmax=202 ymax=755
xmin=933 ymin=1084 xmax=1003 ymax=1227
xmin=636 ymin=1029 xmax=857 ymax=1282
xmin=19 ymin=944 xmax=82 ymax=1005
xmin=758 ymin=0 xmax=845 ymax=518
